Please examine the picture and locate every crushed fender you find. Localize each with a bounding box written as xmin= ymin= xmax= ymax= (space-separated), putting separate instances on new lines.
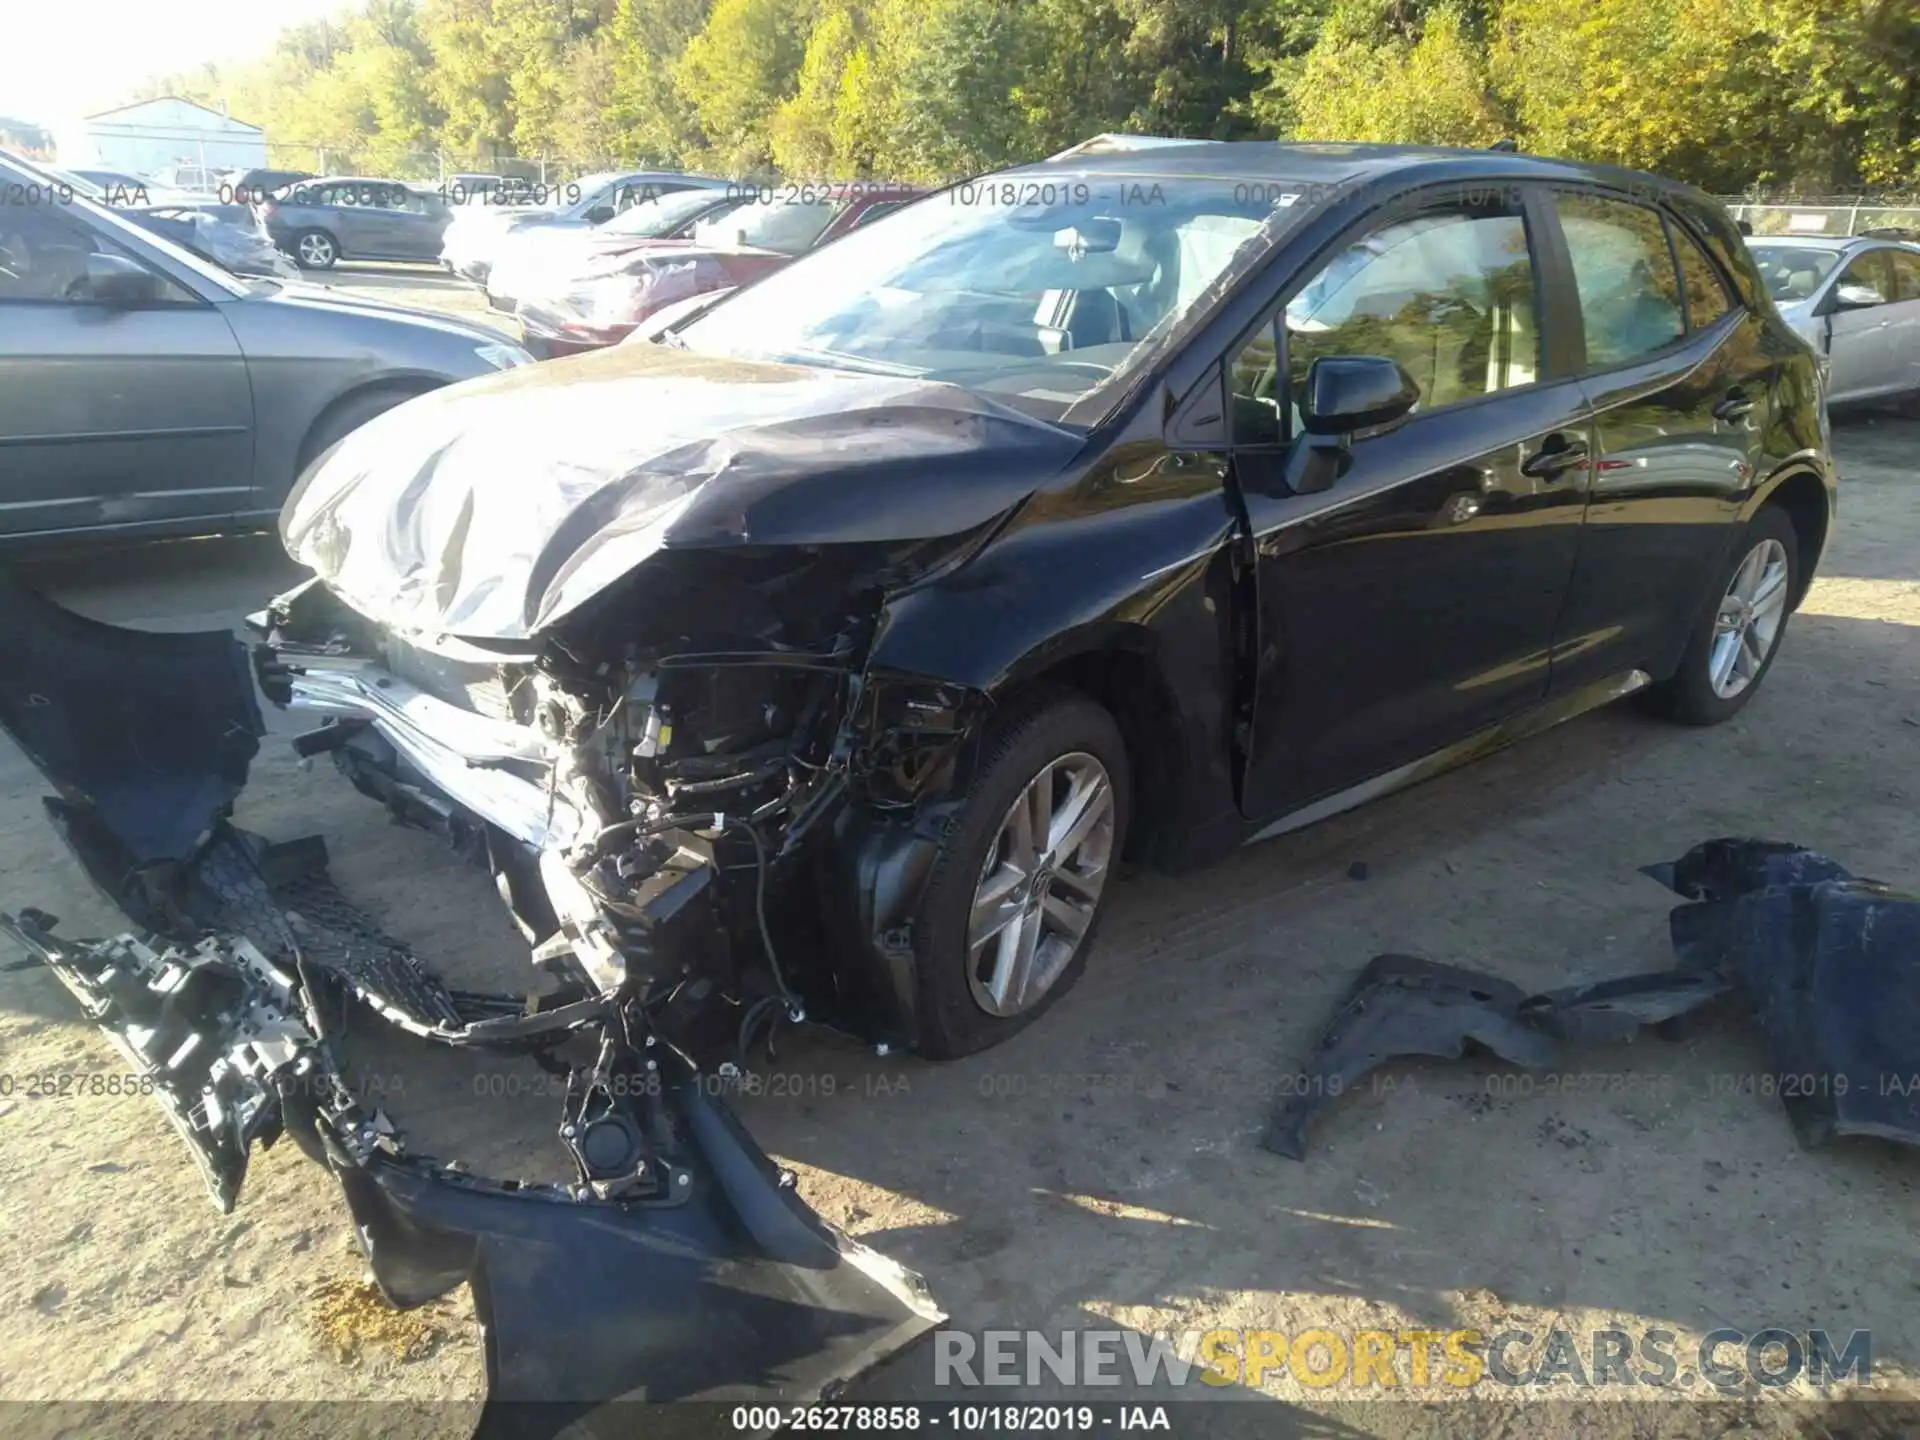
xmin=1266 ymin=839 xmax=1920 ymax=1159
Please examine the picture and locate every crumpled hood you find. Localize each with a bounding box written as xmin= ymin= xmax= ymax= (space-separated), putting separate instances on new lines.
xmin=281 ymin=344 xmax=1078 ymax=641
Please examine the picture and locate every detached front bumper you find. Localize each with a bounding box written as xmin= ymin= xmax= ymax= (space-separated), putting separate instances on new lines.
xmin=0 ymin=572 xmax=943 ymax=1426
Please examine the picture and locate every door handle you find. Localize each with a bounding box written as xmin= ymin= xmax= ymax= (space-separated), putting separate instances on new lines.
xmin=1713 ymin=390 xmax=1755 ymax=423
xmin=1520 ymin=434 xmax=1589 ymax=480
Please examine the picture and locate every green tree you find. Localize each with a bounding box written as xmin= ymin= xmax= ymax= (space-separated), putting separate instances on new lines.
xmin=605 ymin=0 xmax=712 ymax=164
xmin=674 ymin=0 xmax=814 ymax=172
xmin=1285 ymin=2 xmax=1508 ymax=146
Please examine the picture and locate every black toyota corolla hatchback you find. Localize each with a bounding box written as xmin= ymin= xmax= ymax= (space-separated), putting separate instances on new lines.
xmin=0 ymin=137 xmax=1836 ymax=1408
xmin=10 ymin=137 xmax=1837 ymax=1055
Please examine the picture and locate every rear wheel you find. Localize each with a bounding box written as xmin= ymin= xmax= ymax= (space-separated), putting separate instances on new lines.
xmin=908 ymin=691 xmax=1130 ymax=1058
xmin=1647 ymin=505 xmax=1799 ymax=725
xmin=293 ymin=229 xmax=338 ymax=269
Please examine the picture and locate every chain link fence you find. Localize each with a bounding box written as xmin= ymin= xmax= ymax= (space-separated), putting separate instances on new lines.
xmin=1720 ymin=198 xmax=1920 ymax=238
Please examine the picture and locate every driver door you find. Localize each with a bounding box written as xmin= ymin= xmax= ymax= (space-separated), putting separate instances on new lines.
xmin=1229 ymin=195 xmax=1592 ymax=823
xmin=0 ymin=200 xmax=251 ymax=538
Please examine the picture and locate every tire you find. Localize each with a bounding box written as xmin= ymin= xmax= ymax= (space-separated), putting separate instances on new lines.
xmin=908 ymin=690 xmax=1131 ymax=1059
xmin=293 ymin=229 xmax=338 ymax=269
xmin=1645 ymin=505 xmax=1799 ymax=726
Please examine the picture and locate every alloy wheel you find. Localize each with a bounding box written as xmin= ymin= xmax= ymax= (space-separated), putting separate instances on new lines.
xmin=1709 ymin=537 xmax=1790 ymax=699
xmin=298 ymin=233 xmax=335 ymax=267
xmin=967 ymin=752 xmax=1116 ymax=1018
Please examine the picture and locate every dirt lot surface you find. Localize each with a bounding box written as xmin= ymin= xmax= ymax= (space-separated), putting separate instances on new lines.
xmin=2 ymin=272 xmax=1916 ymax=1434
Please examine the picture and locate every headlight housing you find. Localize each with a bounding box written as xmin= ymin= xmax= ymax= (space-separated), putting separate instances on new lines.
xmin=475 ymin=341 xmax=534 ymax=369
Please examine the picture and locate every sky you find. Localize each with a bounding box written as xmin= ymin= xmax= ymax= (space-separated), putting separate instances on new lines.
xmin=4 ymin=0 xmax=341 ymax=131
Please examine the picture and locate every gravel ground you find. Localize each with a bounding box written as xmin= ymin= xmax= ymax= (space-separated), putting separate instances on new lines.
xmin=1 ymin=272 xmax=1916 ymax=1435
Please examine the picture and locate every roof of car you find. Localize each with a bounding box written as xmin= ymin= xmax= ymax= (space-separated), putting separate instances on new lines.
xmin=293 ymin=175 xmax=431 ymax=190
xmin=1002 ymin=138 xmax=1710 ymax=200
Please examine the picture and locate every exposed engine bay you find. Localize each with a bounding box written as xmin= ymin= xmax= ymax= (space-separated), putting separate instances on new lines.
xmin=250 ymin=539 xmax=990 ymax=1045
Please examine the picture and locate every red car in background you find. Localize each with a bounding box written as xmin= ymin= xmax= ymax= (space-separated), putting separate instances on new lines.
xmin=516 ymin=183 xmax=923 ymax=356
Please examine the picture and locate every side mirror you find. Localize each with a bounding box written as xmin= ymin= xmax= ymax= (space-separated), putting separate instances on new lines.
xmin=585 ymin=204 xmax=615 ymax=225
xmin=1300 ymin=355 xmax=1420 ymax=434
xmin=1283 ymin=355 xmax=1419 ymax=496
xmin=73 ymin=252 xmax=164 ymax=307
xmin=1830 ymin=282 xmax=1884 ymax=311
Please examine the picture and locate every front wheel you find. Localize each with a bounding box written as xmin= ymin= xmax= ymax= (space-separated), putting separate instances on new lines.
xmin=909 ymin=692 xmax=1130 ymax=1059
xmin=1647 ymin=505 xmax=1799 ymax=725
xmin=293 ymin=229 xmax=338 ymax=269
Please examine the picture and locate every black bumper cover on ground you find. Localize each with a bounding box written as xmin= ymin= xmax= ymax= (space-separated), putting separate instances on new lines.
xmin=1267 ymin=838 xmax=1920 ymax=1158
xmin=0 ymin=573 xmax=942 ymax=1427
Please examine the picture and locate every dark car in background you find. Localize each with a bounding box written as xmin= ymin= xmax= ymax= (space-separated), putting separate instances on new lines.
xmin=125 ymin=202 xmax=299 ymax=279
xmin=221 ymin=166 xmax=315 ymax=203
xmin=37 ymin=168 xmax=291 ymax=276
xmin=261 ymin=177 xmax=454 ymax=268
xmin=517 ymin=182 xmax=922 ymax=355
xmin=0 ymin=151 xmax=529 ymax=544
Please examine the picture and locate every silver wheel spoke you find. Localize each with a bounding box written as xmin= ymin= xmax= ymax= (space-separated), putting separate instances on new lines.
xmin=1709 ymin=631 xmax=1741 ymax=690
xmin=966 ymin=750 xmax=1116 ymax=1019
xmin=1751 ymin=564 xmax=1789 ymax=617
xmin=1708 ymin=538 xmax=1789 ymax=700
xmin=1051 ymin=860 xmax=1106 ymax=901
xmin=1041 ymin=892 xmax=1092 ymax=941
xmin=987 ymin=904 xmax=1041 ymax=1011
xmin=969 ymin=867 xmax=1026 ymax=949
xmin=1047 ymin=770 xmax=1110 ymax=865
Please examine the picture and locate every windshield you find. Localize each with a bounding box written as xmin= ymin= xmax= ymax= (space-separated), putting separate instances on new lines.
xmin=1748 ymin=243 xmax=1843 ymax=303
xmin=691 ymin=195 xmax=839 ymax=254
xmin=603 ymin=189 xmax=735 ymax=237
xmin=678 ymin=173 xmax=1293 ymax=423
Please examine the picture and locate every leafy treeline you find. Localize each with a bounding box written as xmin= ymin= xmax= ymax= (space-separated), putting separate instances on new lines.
xmin=146 ymin=0 xmax=1920 ymax=192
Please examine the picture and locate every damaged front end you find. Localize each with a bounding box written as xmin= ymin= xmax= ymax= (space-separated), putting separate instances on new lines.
xmin=0 ymin=567 xmax=946 ymax=1421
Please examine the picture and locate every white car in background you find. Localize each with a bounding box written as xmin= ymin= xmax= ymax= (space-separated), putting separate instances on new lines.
xmin=1748 ymin=235 xmax=1920 ymax=404
xmin=439 ymin=170 xmax=729 ymax=285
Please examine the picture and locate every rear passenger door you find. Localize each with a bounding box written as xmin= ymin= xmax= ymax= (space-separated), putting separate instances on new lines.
xmin=1547 ymin=190 xmax=1774 ymax=696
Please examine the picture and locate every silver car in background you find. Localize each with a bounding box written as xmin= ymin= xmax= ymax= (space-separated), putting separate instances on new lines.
xmin=440 ymin=170 xmax=730 ymax=284
xmin=1748 ymin=235 xmax=1920 ymax=404
xmin=0 ymin=151 xmax=530 ymax=545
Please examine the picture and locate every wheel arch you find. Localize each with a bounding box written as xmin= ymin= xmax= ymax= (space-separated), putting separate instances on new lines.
xmin=294 ymin=377 xmax=443 ymax=475
xmin=987 ymin=627 xmax=1191 ymax=870
xmin=1747 ymin=465 xmax=1832 ymax=607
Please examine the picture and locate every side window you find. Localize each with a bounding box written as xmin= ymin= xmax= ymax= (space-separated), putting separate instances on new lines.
xmin=849 ymin=200 xmax=908 ymax=229
xmin=1228 ymin=319 xmax=1281 ymax=444
xmin=1889 ymin=250 xmax=1920 ymax=302
xmin=1670 ymin=222 xmax=1736 ymax=330
xmin=1283 ymin=209 xmax=1539 ymax=421
xmin=0 ymin=205 xmax=98 ymax=301
xmin=0 ymin=205 xmax=189 ymax=304
xmin=1556 ymin=193 xmax=1684 ymax=366
xmin=1836 ymin=250 xmax=1895 ymax=305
